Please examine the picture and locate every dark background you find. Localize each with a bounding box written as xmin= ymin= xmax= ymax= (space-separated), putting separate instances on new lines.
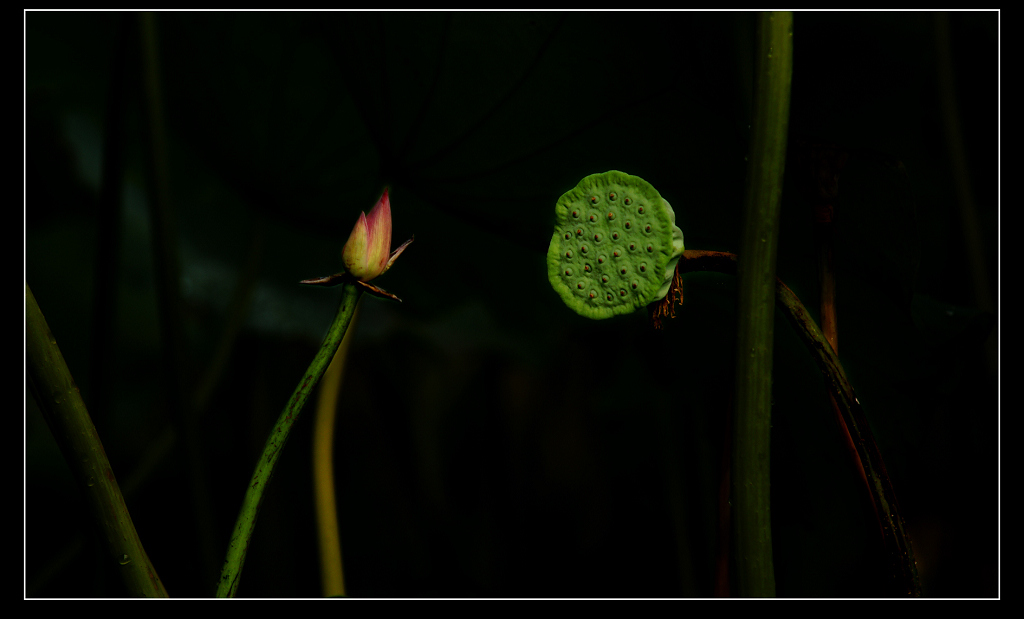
xmin=25 ymin=11 xmax=998 ymax=598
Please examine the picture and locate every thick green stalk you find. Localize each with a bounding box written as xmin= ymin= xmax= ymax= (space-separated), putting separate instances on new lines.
xmin=217 ymin=283 xmax=362 ymax=597
xmin=732 ymin=11 xmax=792 ymax=597
xmin=26 ymin=284 xmax=168 ymax=597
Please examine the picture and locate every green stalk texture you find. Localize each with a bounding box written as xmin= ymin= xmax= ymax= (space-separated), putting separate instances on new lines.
xmin=732 ymin=12 xmax=792 ymax=597
xmin=26 ymin=284 xmax=168 ymax=597
xmin=217 ymin=282 xmax=362 ymax=597
xmin=775 ymin=281 xmax=921 ymax=596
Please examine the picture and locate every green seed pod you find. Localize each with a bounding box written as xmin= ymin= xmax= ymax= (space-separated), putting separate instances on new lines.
xmin=547 ymin=171 xmax=685 ymax=319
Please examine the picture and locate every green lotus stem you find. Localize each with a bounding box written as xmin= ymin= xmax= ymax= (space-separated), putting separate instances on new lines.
xmin=732 ymin=11 xmax=792 ymax=597
xmin=217 ymin=282 xmax=362 ymax=597
xmin=26 ymin=283 xmax=168 ymax=597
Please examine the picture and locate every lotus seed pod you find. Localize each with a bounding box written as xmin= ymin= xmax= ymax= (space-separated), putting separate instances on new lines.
xmin=547 ymin=171 xmax=685 ymax=319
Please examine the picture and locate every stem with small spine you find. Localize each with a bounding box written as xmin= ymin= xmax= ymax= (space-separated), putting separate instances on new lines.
xmin=217 ymin=282 xmax=362 ymax=597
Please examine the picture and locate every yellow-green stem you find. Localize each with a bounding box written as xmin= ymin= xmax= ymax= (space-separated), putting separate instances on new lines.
xmin=312 ymin=301 xmax=361 ymax=597
xmin=26 ymin=284 xmax=168 ymax=597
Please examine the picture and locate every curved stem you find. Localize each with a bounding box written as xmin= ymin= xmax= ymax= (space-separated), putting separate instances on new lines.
xmin=774 ymin=281 xmax=921 ymax=596
xmin=677 ymin=251 xmax=921 ymax=596
xmin=312 ymin=301 xmax=361 ymax=597
xmin=26 ymin=284 xmax=168 ymax=597
xmin=216 ymin=283 xmax=362 ymax=597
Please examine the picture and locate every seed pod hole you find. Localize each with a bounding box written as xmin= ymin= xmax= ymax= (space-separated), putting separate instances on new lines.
xmin=548 ymin=171 xmax=685 ymax=320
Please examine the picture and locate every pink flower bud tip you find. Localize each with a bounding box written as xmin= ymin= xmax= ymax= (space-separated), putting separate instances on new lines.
xmin=343 ymin=189 xmax=394 ymax=282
